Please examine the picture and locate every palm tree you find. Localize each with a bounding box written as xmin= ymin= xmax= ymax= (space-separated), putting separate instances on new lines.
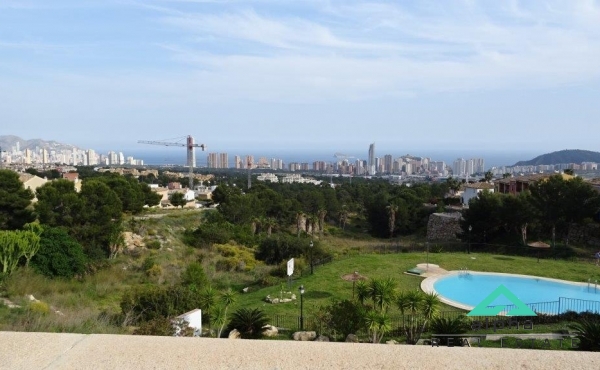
xmin=339 ymin=206 xmax=348 ymax=230
xmin=386 ymin=204 xmax=397 ymax=239
xmin=217 ymin=288 xmax=237 ymax=338
xmin=369 ymin=278 xmax=397 ymax=313
xmin=364 ymin=310 xmax=391 ymax=344
xmin=361 ymin=278 xmax=397 ymax=343
xmin=355 ymin=280 xmax=369 ymax=305
xmin=264 ymin=217 xmax=276 ymax=236
xmin=309 ymin=214 xmax=318 ymax=238
xmin=317 ymin=208 xmax=327 ymax=236
xmin=227 ymin=308 xmax=270 ymax=339
xmin=295 ymin=211 xmax=304 ymax=237
xmin=416 ymin=292 xmax=440 ymax=343
xmin=199 ymin=286 xmax=218 ymax=333
xmin=250 ymin=217 xmax=260 ymax=235
xmin=397 ymin=290 xmax=424 ymax=344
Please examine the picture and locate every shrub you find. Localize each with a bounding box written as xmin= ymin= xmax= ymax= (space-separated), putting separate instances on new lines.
xmin=429 ymin=316 xmax=470 ymax=345
xmin=134 ymin=317 xmax=174 ymax=336
xmin=120 ymin=285 xmax=198 ymax=325
xmin=226 ymin=308 xmax=270 ymax=339
xmin=146 ymin=240 xmax=161 ymax=250
xmin=145 ymin=264 xmax=162 ymax=278
xmin=569 ymin=317 xmax=600 ymax=351
xmin=181 ymin=262 xmax=208 ymax=289
xmin=31 ymin=227 xmax=87 ymax=278
xmin=29 ymin=301 xmax=50 ymax=315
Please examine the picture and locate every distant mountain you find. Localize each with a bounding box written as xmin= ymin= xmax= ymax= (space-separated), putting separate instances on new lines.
xmin=513 ymin=149 xmax=600 ymax=166
xmin=0 ymin=135 xmax=80 ymax=152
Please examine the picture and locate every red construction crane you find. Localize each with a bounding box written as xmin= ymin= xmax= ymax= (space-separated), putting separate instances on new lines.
xmin=138 ymin=135 xmax=206 ymax=190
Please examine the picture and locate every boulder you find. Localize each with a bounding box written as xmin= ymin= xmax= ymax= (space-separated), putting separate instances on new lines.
xmin=315 ymin=335 xmax=330 ymax=342
xmin=242 ymin=287 xmax=249 ymax=293
xmin=345 ymin=334 xmax=359 ymax=343
xmin=228 ymin=329 xmax=241 ymax=339
xmin=386 ymin=340 xmax=398 ymax=345
xmin=293 ymin=331 xmax=317 ymax=341
xmin=262 ymin=325 xmax=278 ymax=338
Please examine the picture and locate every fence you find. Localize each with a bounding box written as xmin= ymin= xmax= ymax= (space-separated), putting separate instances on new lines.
xmin=268 ymin=298 xmax=600 ymax=335
xmin=486 ymin=297 xmax=600 ymax=316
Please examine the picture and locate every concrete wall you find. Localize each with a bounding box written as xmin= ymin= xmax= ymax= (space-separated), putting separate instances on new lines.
xmin=0 ymin=332 xmax=598 ymax=370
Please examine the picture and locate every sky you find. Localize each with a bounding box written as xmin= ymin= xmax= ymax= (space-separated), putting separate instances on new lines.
xmin=1 ymin=0 xmax=600 ymax=158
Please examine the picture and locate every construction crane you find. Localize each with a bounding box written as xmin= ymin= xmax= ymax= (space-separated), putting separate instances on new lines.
xmin=138 ymin=135 xmax=206 ymax=190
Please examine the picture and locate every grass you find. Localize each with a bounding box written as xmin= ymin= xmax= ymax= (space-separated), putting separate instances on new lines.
xmin=236 ymin=251 xmax=600 ymax=318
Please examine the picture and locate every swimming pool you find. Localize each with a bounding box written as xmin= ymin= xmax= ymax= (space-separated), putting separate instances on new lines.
xmin=423 ymin=272 xmax=600 ymax=314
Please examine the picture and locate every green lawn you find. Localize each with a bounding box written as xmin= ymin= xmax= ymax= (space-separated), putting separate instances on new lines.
xmin=237 ymin=251 xmax=600 ymax=318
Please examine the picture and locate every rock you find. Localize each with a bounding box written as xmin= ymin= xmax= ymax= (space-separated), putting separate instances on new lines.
xmin=315 ymin=335 xmax=330 ymax=342
xmin=27 ymin=295 xmax=38 ymax=302
xmin=242 ymin=287 xmax=249 ymax=293
xmin=293 ymin=331 xmax=317 ymax=341
xmin=280 ymin=299 xmax=292 ymax=303
xmin=228 ymin=329 xmax=241 ymax=339
xmin=345 ymin=334 xmax=359 ymax=343
xmin=386 ymin=340 xmax=398 ymax=345
xmin=262 ymin=325 xmax=278 ymax=338
xmin=271 ymin=298 xmax=280 ymax=304
xmin=291 ymin=294 xmax=296 ymax=300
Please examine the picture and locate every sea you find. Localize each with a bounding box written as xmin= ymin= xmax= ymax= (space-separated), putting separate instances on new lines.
xmin=116 ymin=148 xmax=542 ymax=170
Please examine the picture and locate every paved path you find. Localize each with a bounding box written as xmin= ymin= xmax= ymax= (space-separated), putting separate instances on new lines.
xmin=1 ymin=332 xmax=599 ymax=370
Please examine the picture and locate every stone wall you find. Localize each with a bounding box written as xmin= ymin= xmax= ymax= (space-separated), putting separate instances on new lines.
xmin=426 ymin=212 xmax=463 ymax=241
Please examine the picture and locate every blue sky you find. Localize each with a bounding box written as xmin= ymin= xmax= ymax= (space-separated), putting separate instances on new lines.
xmin=1 ymin=0 xmax=600 ymax=157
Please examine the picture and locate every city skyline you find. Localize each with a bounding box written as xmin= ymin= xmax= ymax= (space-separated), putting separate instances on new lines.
xmin=2 ymin=1 xmax=600 ymax=153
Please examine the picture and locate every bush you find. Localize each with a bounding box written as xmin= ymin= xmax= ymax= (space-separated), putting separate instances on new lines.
xmin=134 ymin=317 xmax=174 ymax=336
xmin=226 ymin=308 xmax=270 ymax=339
xmin=31 ymin=227 xmax=87 ymax=278
xmin=146 ymin=240 xmax=161 ymax=250
xmin=120 ymin=285 xmax=198 ymax=325
xmin=29 ymin=301 xmax=50 ymax=315
xmin=145 ymin=264 xmax=162 ymax=278
xmin=429 ymin=316 xmax=470 ymax=345
xmin=569 ymin=317 xmax=600 ymax=351
xmin=181 ymin=262 xmax=208 ymax=289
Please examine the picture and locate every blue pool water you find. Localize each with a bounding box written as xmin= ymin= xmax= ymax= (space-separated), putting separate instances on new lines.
xmin=433 ymin=273 xmax=600 ymax=313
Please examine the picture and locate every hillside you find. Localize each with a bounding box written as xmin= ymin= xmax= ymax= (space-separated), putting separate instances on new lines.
xmin=513 ymin=149 xmax=600 ymax=166
xmin=0 ymin=135 xmax=79 ymax=152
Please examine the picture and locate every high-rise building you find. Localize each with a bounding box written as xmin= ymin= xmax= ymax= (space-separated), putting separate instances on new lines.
xmin=368 ymin=143 xmax=375 ymax=175
xmin=219 ymin=153 xmax=229 ymax=169
xmin=87 ymin=149 xmax=97 ymax=166
xmin=234 ymin=155 xmax=242 ymax=169
xmin=207 ymin=153 xmax=219 ymax=168
xmin=42 ymin=149 xmax=48 ymax=164
xmin=453 ymin=158 xmax=466 ymax=177
xmin=383 ymin=155 xmax=393 ymax=173
xmin=245 ymin=155 xmax=254 ymax=169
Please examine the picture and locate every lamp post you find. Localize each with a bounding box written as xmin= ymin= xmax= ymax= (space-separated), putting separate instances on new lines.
xmin=309 ymin=240 xmax=314 ymax=275
xmin=468 ymin=225 xmax=472 ymax=254
xmin=299 ymin=285 xmax=305 ymax=331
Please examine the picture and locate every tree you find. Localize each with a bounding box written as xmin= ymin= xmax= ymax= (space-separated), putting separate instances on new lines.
xmin=35 ymin=179 xmax=82 ymax=228
xmin=484 ymin=171 xmax=493 ymax=182
xmin=460 ymin=191 xmax=503 ymax=244
xmin=181 ymin=262 xmax=208 ymax=291
xmin=359 ymin=278 xmax=397 ymax=343
xmin=216 ymin=288 xmax=237 ymax=338
xmin=386 ymin=204 xmax=397 ymax=239
xmin=0 ymin=169 xmax=35 ymax=230
xmin=397 ymin=290 xmax=441 ymax=344
xmin=96 ymin=174 xmax=145 ymax=214
xmin=77 ymin=180 xmax=123 ymax=259
xmin=31 ymin=227 xmax=87 ymax=278
xmin=141 ymin=183 xmax=161 ymax=207
xmin=169 ymin=192 xmax=187 ymax=208
xmin=317 ymin=208 xmax=327 ymax=236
